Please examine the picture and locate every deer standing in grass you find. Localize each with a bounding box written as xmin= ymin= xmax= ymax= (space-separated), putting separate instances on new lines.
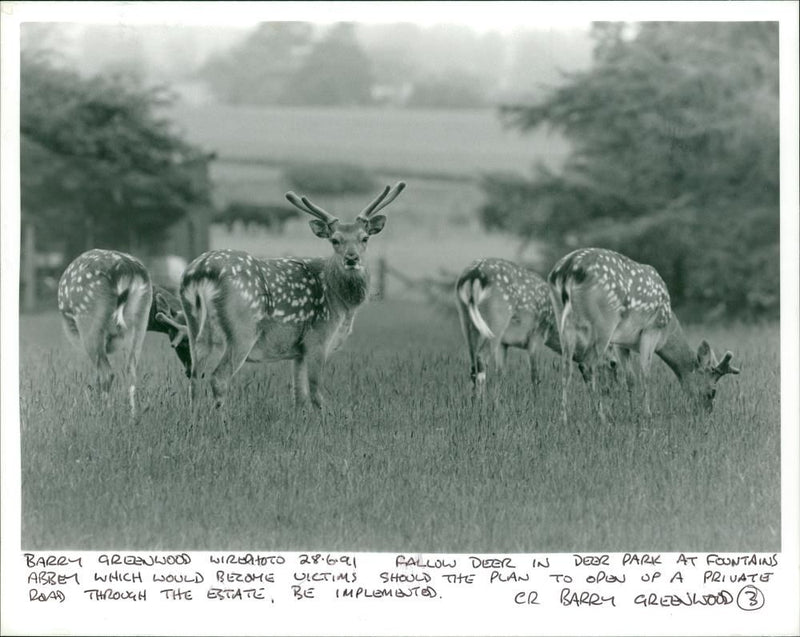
xmin=58 ymin=249 xmax=191 ymax=416
xmin=180 ymin=182 xmax=406 ymax=409
xmin=548 ymin=248 xmax=740 ymax=424
xmin=455 ymin=258 xmax=622 ymax=391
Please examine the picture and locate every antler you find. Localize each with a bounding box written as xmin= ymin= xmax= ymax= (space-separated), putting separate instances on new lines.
xmin=358 ymin=182 xmax=407 ymax=220
xmin=285 ymin=192 xmax=339 ymax=225
xmin=713 ymin=351 xmax=741 ymax=377
xmin=155 ymin=311 xmax=189 ymax=347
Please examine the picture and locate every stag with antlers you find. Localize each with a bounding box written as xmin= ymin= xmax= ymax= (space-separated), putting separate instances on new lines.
xmin=58 ymin=249 xmax=191 ymax=416
xmin=180 ymin=182 xmax=406 ymax=409
xmin=548 ymin=248 xmax=740 ymax=423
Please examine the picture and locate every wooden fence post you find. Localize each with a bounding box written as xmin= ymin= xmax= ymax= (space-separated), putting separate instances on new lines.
xmin=376 ymin=256 xmax=387 ymax=300
xmin=21 ymin=220 xmax=37 ymax=313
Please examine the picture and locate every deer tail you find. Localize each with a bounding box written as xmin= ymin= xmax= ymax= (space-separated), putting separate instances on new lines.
xmin=111 ymin=274 xmax=151 ymax=335
xmin=457 ymin=276 xmax=494 ymax=339
xmin=181 ymin=277 xmax=220 ymax=379
xmin=547 ymin=262 xmax=571 ymax=339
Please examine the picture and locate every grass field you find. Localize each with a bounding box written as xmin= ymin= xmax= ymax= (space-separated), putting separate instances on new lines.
xmin=20 ymin=302 xmax=779 ymax=552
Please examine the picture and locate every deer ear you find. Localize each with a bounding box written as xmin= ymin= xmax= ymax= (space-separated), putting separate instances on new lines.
xmin=696 ymin=340 xmax=713 ymax=367
xmin=365 ymin=214 xmax=387 ymax=236
xmin=309 ymin=219 xmax=332 ymax=238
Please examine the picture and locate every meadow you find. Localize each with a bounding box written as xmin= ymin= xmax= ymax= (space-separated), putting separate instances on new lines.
xmin=19 ymin=104 xmax=781 ymax=553
xmin=20 ymin=301 xmax=779 ymax=552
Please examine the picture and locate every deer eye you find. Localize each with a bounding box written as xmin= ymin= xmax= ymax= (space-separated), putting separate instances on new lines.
xmin=331 ymin=238 xmax=341 ymax=246
xmin=361 ymin=236 xmax=368 ymax=244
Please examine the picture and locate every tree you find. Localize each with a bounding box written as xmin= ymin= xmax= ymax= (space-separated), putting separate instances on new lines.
xmin=282 ymin=23 xmax=373 ymax=106
xmin=21 ymin=52 xmax=212 ymax=263
xmin=483 ymin=22 xmax=779 ymax=319
xmin=407 ymin=70 xmax=489 ymax=109
xmin=197 ymin=22 xmax=313 ymax=105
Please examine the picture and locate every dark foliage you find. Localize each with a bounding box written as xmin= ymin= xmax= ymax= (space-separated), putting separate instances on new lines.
xmin=198 ymin=22 xmax=373 ymax=107
xmin=407 ymin=71 xmax=489 ymax=109
xmin=282 ymin=23 xmax=373 ymax=107
xmin=197 ymin=22 xmax=313 ymax=106
xmin=21 ymin=52 xmax=213 ymax=260
xmin=484 ymin=22 xmax=779 ymax=319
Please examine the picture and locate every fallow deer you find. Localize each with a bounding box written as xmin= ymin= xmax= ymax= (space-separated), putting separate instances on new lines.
xmin=455 ymin=257 xmax=622 ymax=391
xmin=58 ymin=249 xmax=193 ymax=415
xmin=180 ymin=182 xmax=406 ymax=409
xmin=58 ymin=249 xmax=154 ymax=415
xmin=548 ymin=247 xmax=740 ymax=423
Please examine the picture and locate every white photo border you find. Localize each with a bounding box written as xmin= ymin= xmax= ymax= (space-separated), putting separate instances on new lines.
xmin=2 ymin=2 xmax=798 ymax=635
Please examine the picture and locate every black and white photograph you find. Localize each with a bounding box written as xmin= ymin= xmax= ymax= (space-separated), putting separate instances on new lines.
xmin=1 ymin=1 xmax=798 ymax=635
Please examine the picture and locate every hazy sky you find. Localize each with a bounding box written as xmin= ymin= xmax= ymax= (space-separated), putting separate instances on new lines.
xmin=9 ymin=1 xmax=593 ymax=31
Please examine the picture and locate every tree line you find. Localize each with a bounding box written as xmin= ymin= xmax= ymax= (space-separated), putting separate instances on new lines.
xmin=196 ymin=22 xmax=590 ymax=109
xmin=481 ymin=22 xmax=779 ymax=320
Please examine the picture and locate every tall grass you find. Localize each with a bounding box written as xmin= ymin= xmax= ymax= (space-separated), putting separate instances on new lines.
xmin=20 ymin=302 xmax=779 ymax=552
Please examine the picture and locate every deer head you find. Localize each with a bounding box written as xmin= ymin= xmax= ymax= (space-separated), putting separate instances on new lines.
xmin=152 ymin=288 xmax=192 ymax=377
xmin=285 ymin=182 xmax=406 ymax=272
xmin=687 ymin=340 xmax=741 ymax=412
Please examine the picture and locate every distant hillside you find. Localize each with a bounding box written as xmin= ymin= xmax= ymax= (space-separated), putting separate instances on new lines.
xmin=166 ymin=104 xmax=569 ymax=179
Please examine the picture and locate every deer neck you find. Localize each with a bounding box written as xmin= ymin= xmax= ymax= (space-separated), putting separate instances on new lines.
xmin=322 ymin=257 xmax=370 ymax=313
xmin=655 ymin=314 xmax=698 ymax=383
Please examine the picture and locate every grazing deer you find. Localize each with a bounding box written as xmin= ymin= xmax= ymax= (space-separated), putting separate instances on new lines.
xmin=180 ymin=182 xmax=406 ymax=409
xmin=58 ymin=249 xmax=154 ymax=415
xmin=548 ymin=247 xmax=740 ymax=423
xmin=456 ymin=258 xmax=562 ymax=388
xmin=58 ymin=250 xmax=193 ymax=415
xmin=455 ymin=257 xmax=622 ymax=390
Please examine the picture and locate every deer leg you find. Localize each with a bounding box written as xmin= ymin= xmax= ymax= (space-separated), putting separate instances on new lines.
xmin=578 ymin=355 xmax=609 ymax=425
xmin=609 ymin=347 xmax=637 ymax=411
xmin=292 ymin=356 xmax=311 ymax=409
xmin=306 ymin=350 xmax=327 ymax=410
xmin=473 ymin=337 xmax=489 ymax=393
xmin=125 ymin=325 xmax=148 ymax=418
xmin=188 ymin=378 xmax=197 ymax=407
xmin=95 ymin=353 xmax=114 ymax=394
xmin=494 ymin=342 xmax=509 ymax=374
xmin=527 ymin=336 xmax=544 ymax=386
xmin=528 ymin=349 xmax=539 ymax=387
xmin=638 ymin=331 xmax=660 ymax=418
xmin=561 ymin=348 xmax=574 ymax=426
xmin=590 ymin=364 xmax=608 ymax=424
xmin=123 ymin=286 xmax=152 ymax=419
xmin=78 ymin=314 xmax=114 ymax=395
xmin=209 ymin=336 xmax=255 ymax=410
xmin=210 ymin=377 xmax=230 ymax=409
xmin=578 ymin=360 xmax=607 ymax=421
xmin=474 ymin=343 xmax=487 ymax=388
xmin=60 ymin=312 xmax=81 ymax=350
xmin=458 ymin=305 xmax=487 ymax=389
